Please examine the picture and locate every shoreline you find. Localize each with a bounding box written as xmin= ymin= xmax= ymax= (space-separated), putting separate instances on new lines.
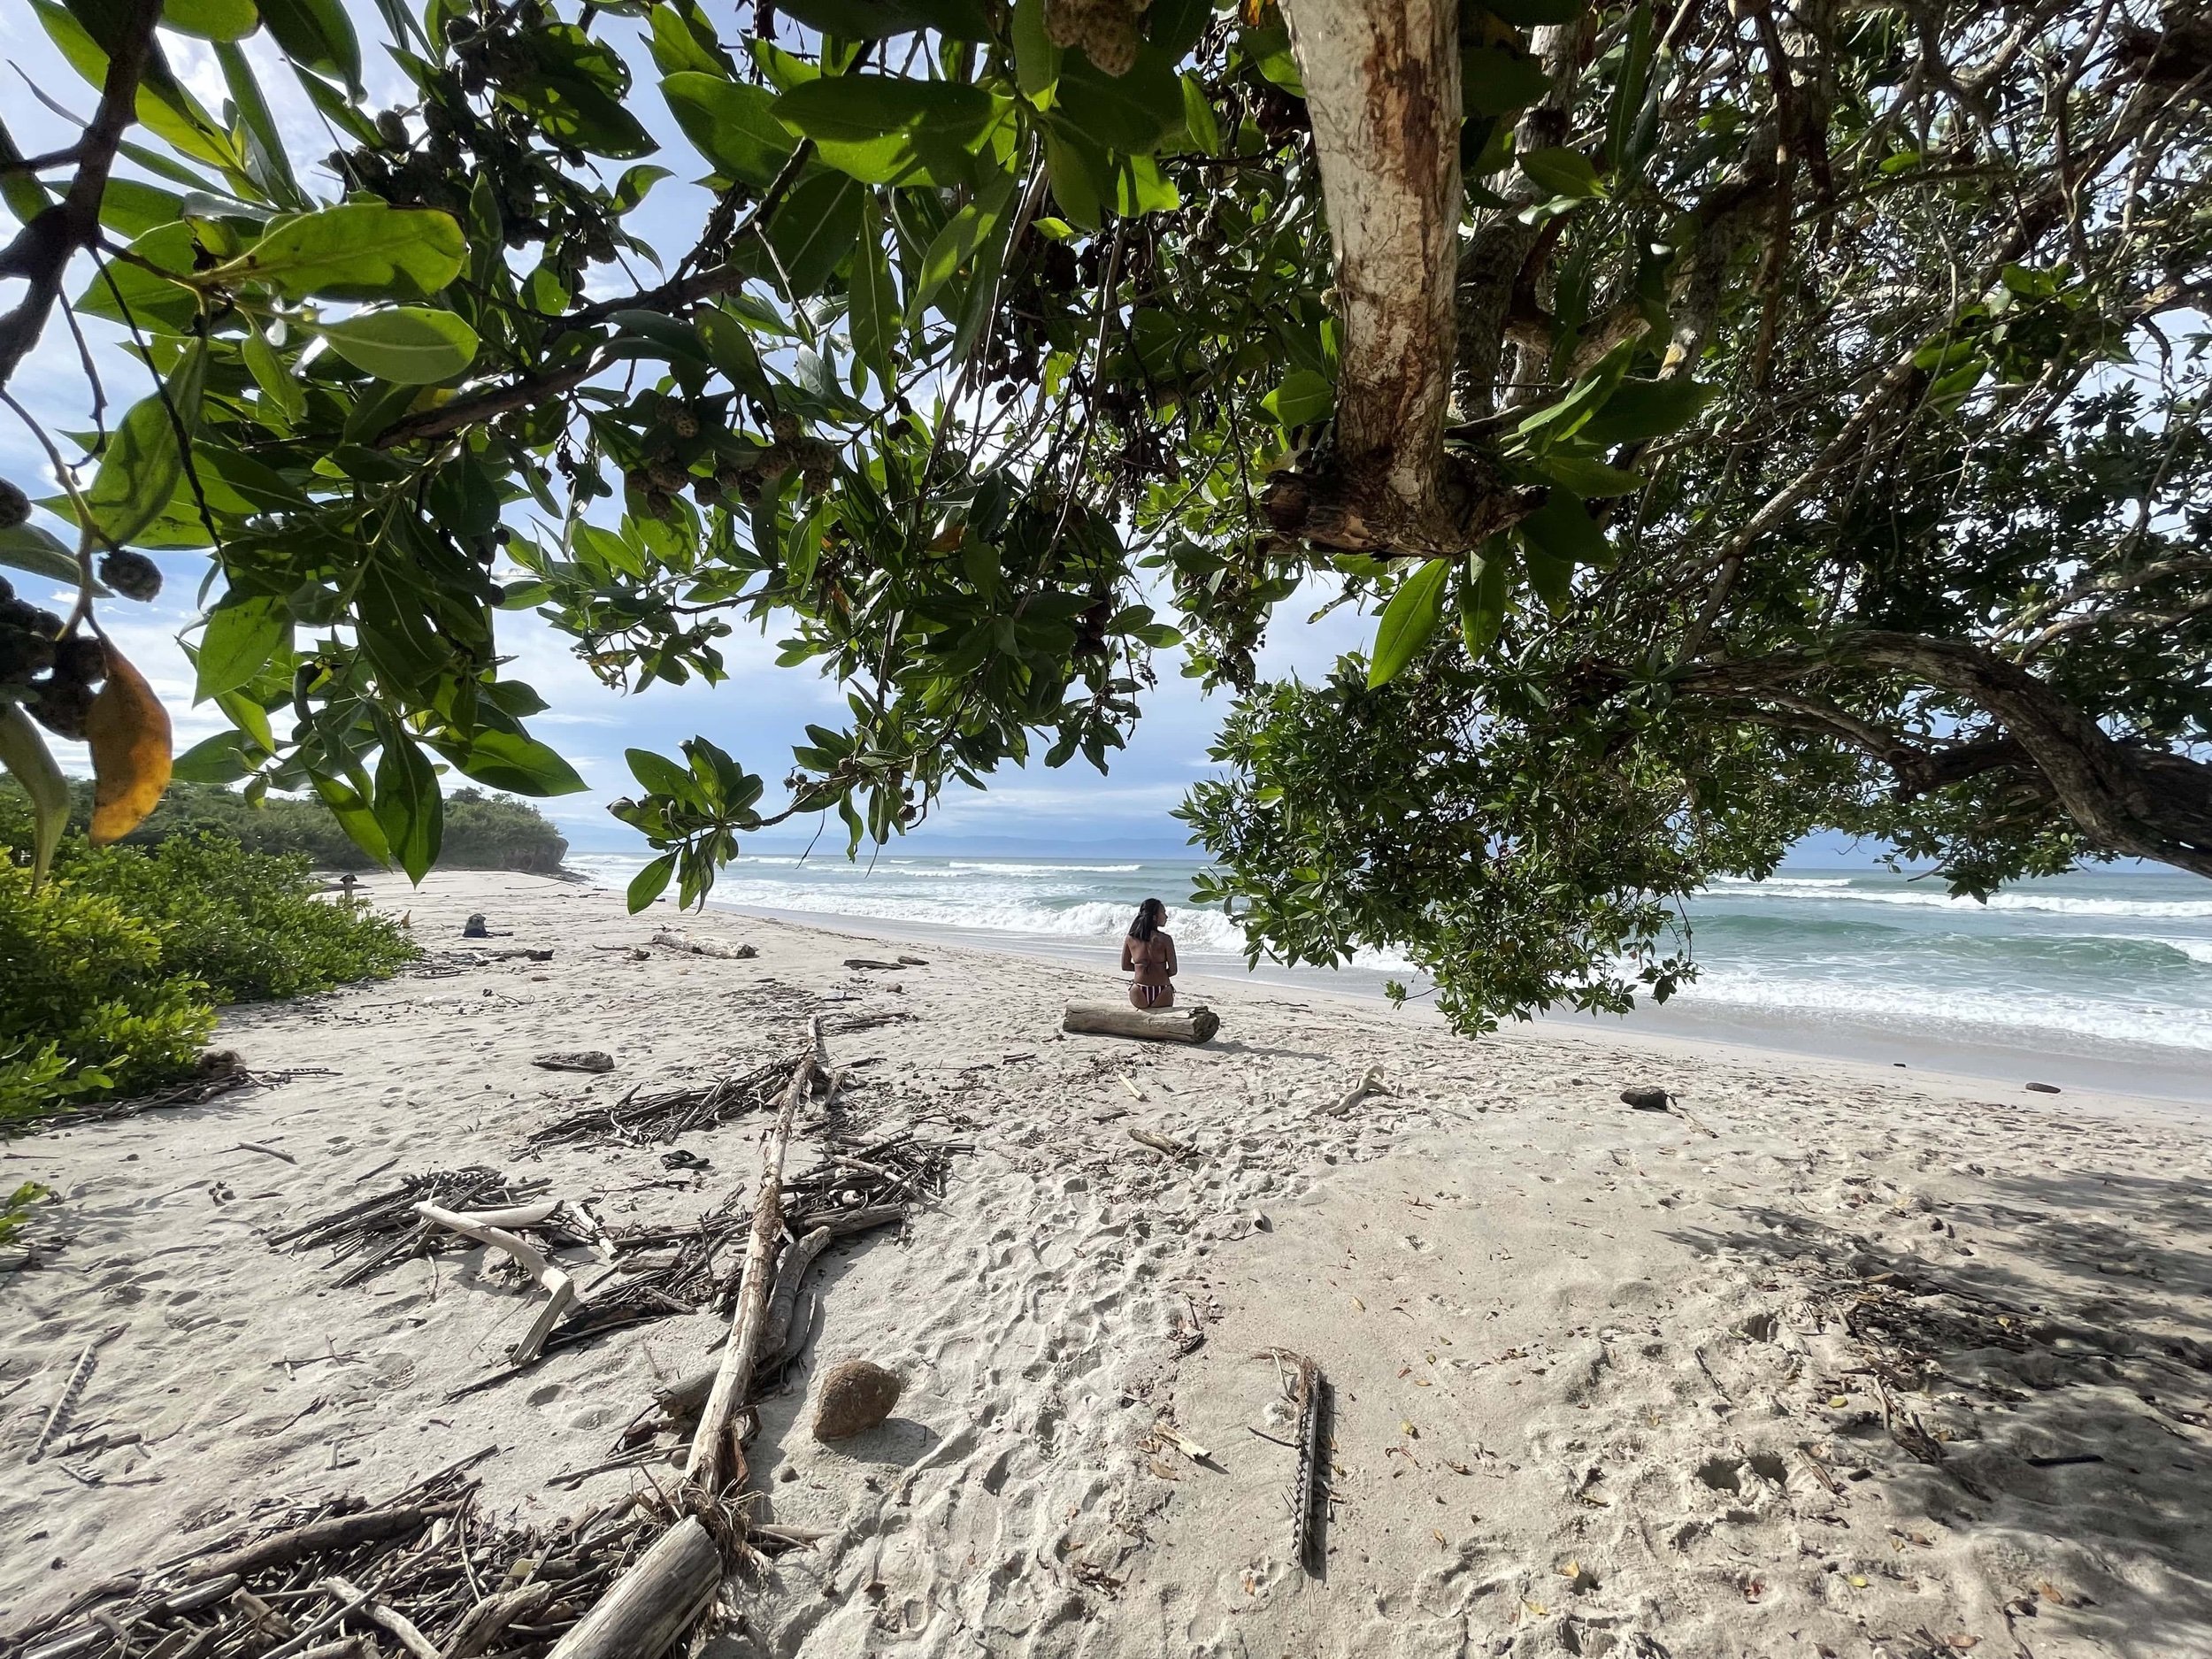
xmin=664 ymin=891 xmax=2212 ymax=1111
xmin=6 ymin=871 xmax=2209 ymax=1656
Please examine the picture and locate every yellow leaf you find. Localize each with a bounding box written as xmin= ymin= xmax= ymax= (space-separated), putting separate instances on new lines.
xmin=87 ymin=642 xmax=171 ymax=844
xmin=1828 ymin=1394 xmax=1850 ymax=1409
xmin=1849 ymin=1574 xmax=1869 ymax=1587
xmin=1521 ymin=1597 xmax=1548 ymax=1618
xmin=1556 ymin=1559 xmax=1579 ymax=1578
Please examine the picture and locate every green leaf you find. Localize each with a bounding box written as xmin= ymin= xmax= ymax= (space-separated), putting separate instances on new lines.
xmin=1014 ymin=0 xmax=1062 ymax=101
xmin=1056 ymin=43 xmax=1186 ymax=153
xmin=1109 ymin=153 xmax=1179 ymax=216
xmin=911 ymin=169 xmax=1015 ymax=319
xmin=765 ymin=170 xmax=863 ymax=299
xmin=312 ymin=771 xmax=392 ymax=867
xmin=1368 ymin=558 xmax=1451 ymax=687
xmin=628 ymin=850 xmax=677 ymax=910
xmin=76 ymin=222 xmax=201 ymax=334
xmin=1519 ymin=146 xmax=1605 ymax=199
xmin=0 ymin=523 xmax=85 ymax=586
xmin=1517 ymin=490 xmax=1609 ymax=572
xmin=196 ymin=590 xmax=289 ymax=698
xmin=662 ymin=73 xmax=796 ymax=188
xmin=1263 ymin=368 xmax=1333 ymax=428
xmin=258 ymin=0 xmax=359 ymax=86
xmin=1578 ymin=376 xmax=1714 ymax=445
xmin=163 ymin=0 xmax=258 ymax=44
xmin=87 ymin=340 xmax=206 ymax=550
xmin=1463 ymin=43 xmax=1551 ymax=117
xmin=1517 ymin=342 xmax=1632 ymax=447
xmin=1179 ymin=73 xmax=1220 ymax=153
xmin=204 ymin=204 xmax=465 ymax=301
xmin=1517 ymin=530 xmax=1574 ymax=614
xmin=771 ymin=76 xmax=1002 ymax=186
xmin=242 ymin=319 xmax=305 ymax=424
xmin=1532 ymin=452 xmax=1644 ymax=496
xmin=443 ymin=728 xmax=588 ymax=795
xmin=849 ymin=189 xmax=899 ymax=394
xmin=1042 ymin=124 xmax=1107 ymax=228
xmin=317 ymin=308 xmax=480 ymax=384
xmin=1457 ymin=546 xmax=1509 ymax=656
xmin=373 ymin=726 xmax=444 ymax=884
xmin=0 ymin=702 xmax=68 ymax=885
xmin=170 ymin=729 xmax=254 ymax=785
xmin=628 ymin=745 xmax=700 ymax=802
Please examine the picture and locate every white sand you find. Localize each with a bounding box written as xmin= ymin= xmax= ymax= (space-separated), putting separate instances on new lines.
xmin=4 ymin=871 xmax=2209 ymax=1656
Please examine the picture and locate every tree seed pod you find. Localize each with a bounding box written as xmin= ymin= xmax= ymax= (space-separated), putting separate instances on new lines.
xmin=770 ymin=412 xmax=800 ymax=443
xmin=649 ymin=462 xmax=689 ymax=493
xmin=98 ymin=549 xmax=163 ymax=602
xmin=53 ymin=635 xmax=107 ymax=686
xmin=29 ymin=674 xmax=95 ymax=741
xmin=0 ymin=479 xmax=27 ymax=530
xmin=671 ymin=409 xmax=701 ymax=439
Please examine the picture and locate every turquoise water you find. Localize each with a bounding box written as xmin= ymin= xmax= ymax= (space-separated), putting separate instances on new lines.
xmin=567 ymin=854 xmax=2212 ymax=1094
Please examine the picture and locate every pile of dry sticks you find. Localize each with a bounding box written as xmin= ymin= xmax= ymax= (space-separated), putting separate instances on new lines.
xmin=0 ymin=1450 xmax=813 ymax=1659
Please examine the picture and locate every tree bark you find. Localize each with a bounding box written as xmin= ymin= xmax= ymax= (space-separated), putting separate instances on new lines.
xmin=1274 ymin=0 xmax=1463 ymax=553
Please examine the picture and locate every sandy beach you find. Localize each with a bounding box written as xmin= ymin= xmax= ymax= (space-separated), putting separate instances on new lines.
xmin=4 ymin=870 xmax=2209 ymax=1657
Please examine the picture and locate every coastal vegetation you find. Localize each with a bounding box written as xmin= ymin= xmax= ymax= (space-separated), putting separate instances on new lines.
xmin=0 ymin=0 xmax=2203 ymax=1031
xmin=0 ymin=810 xmax=416 ymax=1124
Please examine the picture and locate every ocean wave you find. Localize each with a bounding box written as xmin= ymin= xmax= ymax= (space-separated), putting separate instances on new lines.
xmin=1699 ymin=879 xmax=2212 ymax=919
xmin=1684 ymin=963 xmax=2212 ymax=1051
xmin=946 ymin=861 xmax=1143 ymax=874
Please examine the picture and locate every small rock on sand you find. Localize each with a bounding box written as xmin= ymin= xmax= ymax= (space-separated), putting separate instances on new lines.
xmin=813 ymin=1359 xmax=902 ymax=1440
xmin=2025 ymin=1080 xmax=2062 ymax=1094
xmin=1620 ymin=1086 xmax=1672 ymax=1111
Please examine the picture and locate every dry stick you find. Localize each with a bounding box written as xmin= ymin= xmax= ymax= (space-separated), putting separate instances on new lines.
xmin=1319 ymin=1064 xmax=1395 ymax=1118
xmin=27 ymin=1325 xmax=124 ymax=1463
xmin=1292 ymin=1353 xmax=1329 ymax=1577
xmin=1669 ymin=1102 xmax=1721 ymax=1139
xmin=411 ymin=1202 xmax=576 ymax=1365
xmin=180 ymin=1506 xmax=454 ymax=1584
xmin=320 ymin=1576 xmax=440 ymax=1659
xmin=684 ymin=1016 xmax=824 ymax=1494
xmin=759 ymin=1226 xmax=832 ymax=1365
xmin=1127 ymin=1126 xmax=1193 ymax=1161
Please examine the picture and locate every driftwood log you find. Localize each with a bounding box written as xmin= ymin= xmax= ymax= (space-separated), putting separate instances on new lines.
xmin=542 ymin=1516 xmax=721 ymax=1659
xmin=683 ymin=1016 xmax=824 ymax=1490
xmin=1063 ymin=1001 xmax=1220 ymax=1044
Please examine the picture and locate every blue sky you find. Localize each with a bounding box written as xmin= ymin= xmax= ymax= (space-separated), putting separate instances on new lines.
xmin=0 ymin=11 xmax=1891 ymax=865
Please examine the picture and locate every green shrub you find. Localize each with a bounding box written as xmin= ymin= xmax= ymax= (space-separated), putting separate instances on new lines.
xmin=0 ymin=870 xmax=218 ymax=1119
xmin=0 ymin=832 xmax=419 ymax=1126
xmin=64 ymin=837 xmax=418 ymax=1002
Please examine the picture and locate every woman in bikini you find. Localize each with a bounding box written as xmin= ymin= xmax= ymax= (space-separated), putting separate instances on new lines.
xmin=1121 ymin=898 xmax=1178 ymax=1010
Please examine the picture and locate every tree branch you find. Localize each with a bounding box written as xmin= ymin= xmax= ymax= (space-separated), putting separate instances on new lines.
xmin=0 ymin=0 xmax=161 ymax=390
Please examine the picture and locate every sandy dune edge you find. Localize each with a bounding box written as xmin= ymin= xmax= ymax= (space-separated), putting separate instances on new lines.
xmin=2 ymin=871 xmax=2207 ymax=1657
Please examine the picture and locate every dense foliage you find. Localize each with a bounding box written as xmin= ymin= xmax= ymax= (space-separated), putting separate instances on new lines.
xmin=0 ymin=0 xmax=2204 ymax=1028
xmin=0 ymin=827 xmax=415 ymax=1123
xmin=0 ymin=780 xmax=571 ymax=871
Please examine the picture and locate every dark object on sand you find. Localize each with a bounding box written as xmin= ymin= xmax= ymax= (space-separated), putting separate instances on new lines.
xmin=1063 ymin=1000 xmax=1220 ymax=1044
xmin=812 ymin=1359 xmax=902 ymax=1440
xmin=1621 ymin=1086 xmax=1673 ymax=1111
xmin=2025 ymin=1081 xmax=2062 ymax=1094
xmin=464 ymin=913 xmax=488 ymax=937
xmin=535 ymin=1050 xmax=615 ymax=1073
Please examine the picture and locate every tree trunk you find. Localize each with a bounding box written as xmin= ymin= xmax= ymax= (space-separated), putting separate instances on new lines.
xmin=1274 ymin=0 xmax=1463 ymax=554
xmin=1063 ymin=1001 xmax=1221 ymax=1044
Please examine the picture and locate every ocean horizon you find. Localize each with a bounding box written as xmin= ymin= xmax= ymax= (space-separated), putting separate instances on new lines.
xmin=564 ymin=852 xmax=2212 ymax=1105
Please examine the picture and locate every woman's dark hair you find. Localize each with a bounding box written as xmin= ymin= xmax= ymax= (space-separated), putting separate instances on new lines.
xmin=1128 ymin=898 xmax=1166 ymax=942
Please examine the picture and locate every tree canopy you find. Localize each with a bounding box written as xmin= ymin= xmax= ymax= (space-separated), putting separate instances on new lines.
xmin=0 ymin=0 xmax=2206 ymax=1029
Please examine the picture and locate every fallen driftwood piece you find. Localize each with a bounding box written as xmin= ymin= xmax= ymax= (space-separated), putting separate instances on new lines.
xmin=1620 ymin=1085 xmax=1717 ymax=1136
xmin=545 ymin=1515 xmax=721 ymax=1659
xmin=1292 ymin=1352 xmax=1329 ymax=1576
xmin=534 ymin=1050 xmax=616 ymax=1073
xmin=1320 ymin=1064 xmax=1396 ymax=1118
xmin=651 ymin=928 xmax=757 ymax=960
xmin=321 ymin=1575 xmax=439 ymax=1659
xmin=180 ymin=1504 xmax=452 ymax=1585
xmin=686 ymin=1016 xmax=825 ymax=1491
xmin=762 ymin=1226 xmax=833 ymax=1364
xmin=1064 ymin=1001 xmax=1220 ymax=1044
xmin=412 ymin=1202 xmax=577 ymax=1365
xmin=27 ymin=1325 xmax=124 ymax=1464
xmin=1127 ymin=1125 xmax=1194 ymax=1161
